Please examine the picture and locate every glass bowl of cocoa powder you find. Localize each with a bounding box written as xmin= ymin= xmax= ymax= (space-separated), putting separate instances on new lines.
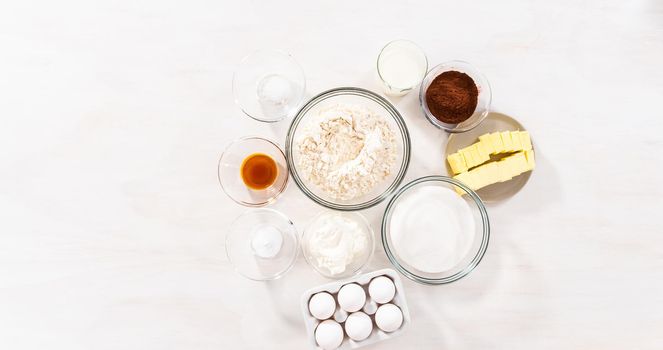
xmin=419 ymin=60 xmax=491 ymax=133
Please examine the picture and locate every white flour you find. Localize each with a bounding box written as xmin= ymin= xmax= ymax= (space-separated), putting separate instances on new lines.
xmin=297 ymin=104 xmax=397 ymax=200
xmin=389 ymin=185 xmax=475 ymax=273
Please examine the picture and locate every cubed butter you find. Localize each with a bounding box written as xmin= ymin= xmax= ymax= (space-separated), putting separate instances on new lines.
xmin=476 ymin=141 xmax=492 ymax=163
xmin=450 ymin=131 xmax=536 ymax=195
xmin=501 ymin=131 xmax=514 ymax=152
xmin=482 ymin=162 xmax=499 ymax=183
xmin=469 ymin=145 xmax=484 ymax=168
xmin=472 ymin=166 xmax=489 ymax=189
xmin=510 ymin=151 xmax=529 ymax=175
xmin=455 ymin=150 xmax=536 ymax=195
xmin=460 ymin=148 xmax=474 ymax=168
xmin=519 ymin=131 xmax=532 ymax=151
xmin=489 ymin=132 xmax=505 ymax=154
xmin=447 ymin=152 xmax=468 ymax=174
xmin=498 ymin=156 xmax=517 ymax=180
xmin=478 ymin=134 xmax=495 ymax=155
xmin=510 ymin=131 xmax=523 ymax=151
xmin=453 ymin=172 xmax=475 ymax=195
xmin=496 ymin=161 xmax=513 ymax=182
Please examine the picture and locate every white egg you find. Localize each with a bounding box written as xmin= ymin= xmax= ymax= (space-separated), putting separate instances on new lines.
xmin=368 ymin=276 xmax=396 ymax=304
xmin=315 ymin=320 xmax=344 ymax=350
xmin=344 ymin=312 xmax=373 ymax=341
xmin=309 ymin=292 xmax=336 ymax=320
xmin=375 ymin=303 xmax=403 ymax=332
xmin=337 ymin=283 xmax=366 ymax=312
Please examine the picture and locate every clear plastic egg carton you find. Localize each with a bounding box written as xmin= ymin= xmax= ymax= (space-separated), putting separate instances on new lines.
xmin=300 ymin=268 xmax=410 ymax=350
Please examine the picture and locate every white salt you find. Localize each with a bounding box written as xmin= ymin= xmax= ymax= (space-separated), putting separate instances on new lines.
xmin=257 ymin=74 xmax=292 ymax=106
xmin=250 ymin=225 xmax=283 ymax=259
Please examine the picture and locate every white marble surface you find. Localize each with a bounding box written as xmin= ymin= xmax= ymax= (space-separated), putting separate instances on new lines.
xmin=1 ymin=0 xmax=662 ymax=349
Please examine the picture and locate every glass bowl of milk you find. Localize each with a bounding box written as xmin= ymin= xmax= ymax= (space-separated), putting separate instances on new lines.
xmin=381 ymin=176 xmax=490 ymax=284
xmin=377 ymin=40 xmax=428 ymax=97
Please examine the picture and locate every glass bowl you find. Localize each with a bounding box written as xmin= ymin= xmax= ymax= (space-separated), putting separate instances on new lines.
xmin=232 ymin=50 xmax=306 ymax=122
xmin=301 ymin=211 xmax=374 ymax=279
xmin=285 ymin=87 xmax=411 ymax=211
xmin=381 ymin=176 xmax=490 ymax=285
xmin=419 ymin=60 xmax=491 ymax=133
xmin=218 ymin=136 xmax=288 ymax=207
xmin=226 ymin=209 xmax=299 ymax=281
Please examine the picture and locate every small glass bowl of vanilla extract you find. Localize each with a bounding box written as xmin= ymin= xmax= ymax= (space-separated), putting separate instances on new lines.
xmin=218 ymin=137 xmax=289 ymax=207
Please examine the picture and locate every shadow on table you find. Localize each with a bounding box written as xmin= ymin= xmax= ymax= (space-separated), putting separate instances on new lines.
xmin=263 ymin=258 xmax=326 ymax=328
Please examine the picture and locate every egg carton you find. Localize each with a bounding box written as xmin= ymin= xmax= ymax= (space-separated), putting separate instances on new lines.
xmin=300 ymin=268 xmax=410 ymax=350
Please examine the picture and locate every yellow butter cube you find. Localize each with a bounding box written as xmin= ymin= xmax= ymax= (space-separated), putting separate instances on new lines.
xmin=511 ymin=151 xmax=529 ymax=174
xmin=500 ymin=151 xmax=529 ymax=179
xmin=496 ymin=157 xmax=515 ymax=182
xmin=489 ymin=132 xmax=504 ymax=154
xmin=489 ymin=161 xmax=501 ymax=178
xmin=481 ymin=162 xmax=499 ymax=186
xmin=460 ymin=148 xmax=475 ymax=169
xmin=478 ymin=134 xmax=495 ymax=155
xmin=469 ymin=145 xmax=484 ymax=168
xmin=510 ymin=131 xmax=523 ymax=151
xmin=501 ymin=131 xmax=514 ymax=152
xmin=460 ymin=145 xmax=478 ymax=169
xmin=470 ymin=167 xmax=487 ymax=189
xmin=496 ymin=161 xmax=513 ymax=182
xmin=519 ymin=131 xmax=532 ymax=151
xmin=476 ymin=141 xmax=492 ymax=163
xmin=447 ymin=152 xmax=468 ymax=174
xmin=453 ymin=172 xmax=475 ymax=194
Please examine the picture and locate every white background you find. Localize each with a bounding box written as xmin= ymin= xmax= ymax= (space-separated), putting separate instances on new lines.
xmin=1 ymin=0 xmax=662 ymax=349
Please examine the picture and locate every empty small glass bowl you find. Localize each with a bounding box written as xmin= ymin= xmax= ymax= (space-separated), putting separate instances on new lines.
xmin=226 ymin=209 xmax=299 ymax=281
xmin=232 ymin=50 xmax=306 ymax=122
xmin=301 ymin=211 xmax=374 ymax=279
xmin=218 ymin=136 xmax=288 ymax=207
xmin=419 ymin=60 xmax=491 ymax=133
xmin=381 ymin=176 xmax=490 ymax=285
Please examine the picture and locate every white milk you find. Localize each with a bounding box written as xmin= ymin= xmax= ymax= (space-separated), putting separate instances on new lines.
xmin=377 ymin=40 xmax=427 ymax=96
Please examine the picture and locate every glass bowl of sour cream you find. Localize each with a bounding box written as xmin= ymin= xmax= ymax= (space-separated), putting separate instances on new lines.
xmin=302 ymin=211 xmax=375 ymax=279
xmin=381 ymin=176 xmax=490 ymax=284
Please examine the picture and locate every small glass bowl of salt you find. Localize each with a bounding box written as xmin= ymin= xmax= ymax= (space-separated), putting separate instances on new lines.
xmin=226 ymin=208 xmax=299 ymax=281
xmin=232 ymin=50 xmax=306 ymax=122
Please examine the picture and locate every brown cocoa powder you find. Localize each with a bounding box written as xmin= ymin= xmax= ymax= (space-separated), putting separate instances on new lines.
xmin=425 ymin=71 xmax=478 ymax=124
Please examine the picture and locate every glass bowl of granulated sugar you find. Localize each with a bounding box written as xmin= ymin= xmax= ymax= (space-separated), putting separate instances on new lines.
xmin=285 ymin=87 xmax=411 ymax=211
xmin=381 ymin=176 xmax=490 ymax=285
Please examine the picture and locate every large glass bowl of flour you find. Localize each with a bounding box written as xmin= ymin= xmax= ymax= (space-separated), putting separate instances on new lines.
xmin=286 ymin=87 xmax=411 ymax=211
xmin=381 ymin=176 xmax=490 ymax=284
